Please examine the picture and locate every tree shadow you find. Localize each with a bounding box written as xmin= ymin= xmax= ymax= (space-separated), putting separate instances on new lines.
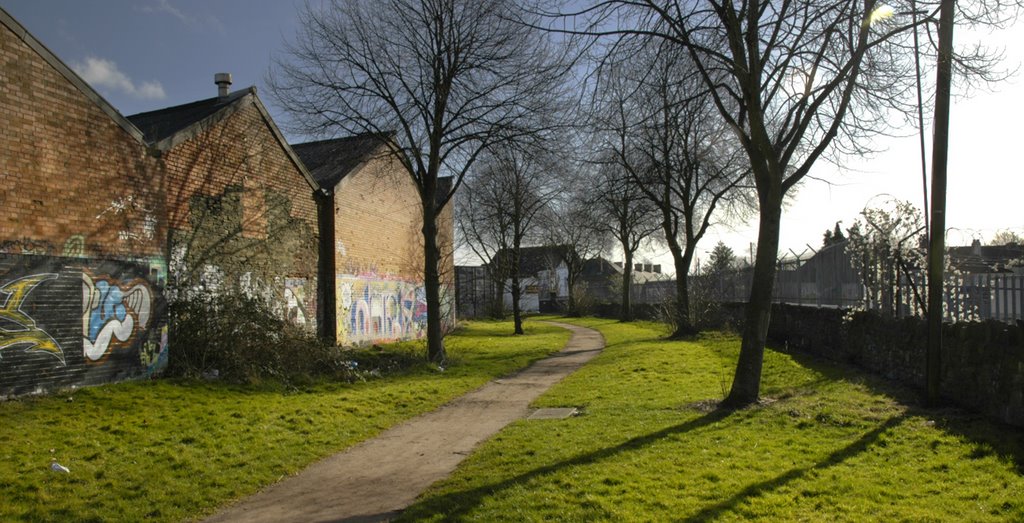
xmin=682 ymin=415 xmax=905 ymax=521
xmin=401 ymin=407 xmax=734 ymax=521
xmin=773 ymin=344 xmax=1024 ymax=474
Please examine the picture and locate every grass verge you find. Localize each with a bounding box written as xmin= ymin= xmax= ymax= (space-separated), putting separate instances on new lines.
xmin=401 ymin=318 xmax=1024 ymax=522
xmin=0 ymin=320 xmax=569 ymax=522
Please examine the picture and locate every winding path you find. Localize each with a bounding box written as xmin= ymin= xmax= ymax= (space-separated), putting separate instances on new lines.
xmin=205 ymin=321 xmax=605 ymax=523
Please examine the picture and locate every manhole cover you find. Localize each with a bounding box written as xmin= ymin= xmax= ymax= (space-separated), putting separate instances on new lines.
xmin=528 ymin=408 xmax=578 ymax=420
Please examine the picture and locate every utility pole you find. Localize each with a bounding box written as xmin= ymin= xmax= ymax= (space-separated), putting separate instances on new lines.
xmin=926 ymin=0 xmax=955 ymax=406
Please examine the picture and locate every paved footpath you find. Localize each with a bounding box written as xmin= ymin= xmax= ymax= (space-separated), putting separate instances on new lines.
xmin=205 ymin=321 xmax=605 ymax=523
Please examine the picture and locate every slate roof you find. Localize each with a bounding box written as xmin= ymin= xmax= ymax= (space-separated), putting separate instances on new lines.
xmin=291 ymin=132 xmax=391 ymax=189
xmin=492 ymin=245 xmax=576 ymax=275
xmin=126 ymin=89 xmax=252 ymax=144
xmin=948 ymin=243 xmax=1024 ymax=273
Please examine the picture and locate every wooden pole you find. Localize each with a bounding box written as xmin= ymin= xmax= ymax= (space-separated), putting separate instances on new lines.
xmin=926 ymin=0 xmax=955 ymax=406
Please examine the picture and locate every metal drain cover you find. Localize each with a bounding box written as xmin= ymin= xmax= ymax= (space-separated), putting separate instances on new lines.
xmin=527 ymin=408 xmax=578 ymax=420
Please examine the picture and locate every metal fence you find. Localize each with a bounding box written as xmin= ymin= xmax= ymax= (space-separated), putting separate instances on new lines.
xmin=703 ymin=244 xmax=1024 ymax=323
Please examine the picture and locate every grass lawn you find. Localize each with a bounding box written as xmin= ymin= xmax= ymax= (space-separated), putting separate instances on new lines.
xmin=0 ymin=320 xmax=570 ymax=522
xmin=401 ymin=318 xmax=1024 ymax=522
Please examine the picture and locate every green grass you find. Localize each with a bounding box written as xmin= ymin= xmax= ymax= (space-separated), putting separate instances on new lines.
xmin=401 ymin=318 xmax=1024 ymax=522
xmin=0 ymin=320 xmax=570 ymax=522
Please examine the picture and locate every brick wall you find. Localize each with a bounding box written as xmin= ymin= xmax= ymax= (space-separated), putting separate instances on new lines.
xmin=331 ymin=152 xmax=454 ymax=345
xmin=157 ymin=99 xmax=319 ymax=328
xmin=0 ymin=16 xmax=167 ymax=396
xmin=1 ymin=12 xmax=320 ymax=396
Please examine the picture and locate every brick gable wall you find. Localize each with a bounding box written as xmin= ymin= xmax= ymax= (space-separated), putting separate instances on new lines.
xmin=331 ymin=151 xmax=455 ymax=345
xmin=157 ymin=99 xmax=319 ymax=328
xmin=0 ymin=20 xmax=167 ymax=396
xmin=0 ymin=16 xmax=320 ymax=396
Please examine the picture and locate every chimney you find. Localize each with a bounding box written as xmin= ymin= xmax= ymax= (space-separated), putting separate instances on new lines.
xmin=214 ymin=72 xmax=232 ymax=97
xmin=634 ymin=263 xmax=643 ymax=272
xmin=644 ymin=263 xmax=653 ymax=273
xmin=971 ymin=238 xmax=982 ymax=256
xmin=653 ymin=264 xmax=661 ymax=274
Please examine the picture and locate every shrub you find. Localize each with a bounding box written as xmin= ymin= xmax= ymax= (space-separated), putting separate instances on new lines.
xmin=165 ymin=292 xmax=351 ymax=385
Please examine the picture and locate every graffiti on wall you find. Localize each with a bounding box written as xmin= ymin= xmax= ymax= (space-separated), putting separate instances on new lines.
xmin=0 ymin=273 xmax=65 ymax=364
xmin=96 ymin=195 xmax=157 ymax=243
xmin=140 ymin=325 xmax=168 ymax=377
xmin=0 ymin=234 xmax=103 ymax=260
xmin=336 ymin=275 xmax=427 ymax=345
xmin=82 ymin=273 xmax=153 ymax=362
xmin=285 ymin=278 xmax=310 ymax=326
xmin=1 ymin=254 xmax=168 ymax=397
xmin=62 ymin=235 xmax=86 ymax=258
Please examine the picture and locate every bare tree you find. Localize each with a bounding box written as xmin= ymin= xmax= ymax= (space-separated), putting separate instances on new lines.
xmin=589 ymin=156 xmax=661 ymax=321
xmin=594 ymin=39 xmax=751 ymax=337
xmin=272 ymin=0 xmax=569 ymax=363
xmin=562 ymin=0 xmax=1020 ymax=406
xmin=459 ymin=146 xmax=557 ymax=334
xmin=542 ymin=181 xmax=613 ymax=316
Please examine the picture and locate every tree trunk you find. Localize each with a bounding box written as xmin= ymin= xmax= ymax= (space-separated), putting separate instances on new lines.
xmin=621 ymin=250 xmax=634 ymax=322
xmin=421 ymin=206 xmax=446 ymax=364
xmin=673 ymin=270 xmax=696 ymax=337
xmin=666 ymin=235 xmax=697 ymax=338
xmin=724 ymin=190 xmax=782 ymax=408
xmin=510 ymin=249 xmax=524 ymax=335
xmin=926 ymin=0 xmax=955 ymax=406
xmin=566 ymin=265 xmax=577 ymax=315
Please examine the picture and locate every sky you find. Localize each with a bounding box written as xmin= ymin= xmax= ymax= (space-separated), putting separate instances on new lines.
xmin=4 ymin=1 xmax=1023 ymax=273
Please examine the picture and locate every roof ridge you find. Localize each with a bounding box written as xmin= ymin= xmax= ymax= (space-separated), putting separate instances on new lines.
xmin=0 ymin=6 xmax=145 ymax=144
xmin=291 ymin=131 xmax=394 ymax=148
xmin=125 ymin=87 xmax=253 ymax=119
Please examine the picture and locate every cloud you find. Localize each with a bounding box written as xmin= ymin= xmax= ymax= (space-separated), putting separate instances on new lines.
xmin=135 ymin=0 xmax=225 ymax=34
xmin=71 ymin=57 xmax=167 ymax=100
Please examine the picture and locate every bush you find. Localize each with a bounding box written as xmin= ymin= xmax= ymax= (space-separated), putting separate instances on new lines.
xmin=166 ymin=292 xmax=351 ymax=385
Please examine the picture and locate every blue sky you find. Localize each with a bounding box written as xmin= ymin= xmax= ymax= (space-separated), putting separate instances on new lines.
xmin=3 ymin=0 xmax=301 ymax=119
xmin=3 ymin=1 xmax=1022 ymax=269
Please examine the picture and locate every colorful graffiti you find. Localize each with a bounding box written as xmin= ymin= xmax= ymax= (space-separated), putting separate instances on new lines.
xmin=140 ymin=325 xmax=169 ymax=377
xmin=1 ymin=254 xmax=167 ymax=397
xmin=62 ymin=235 xmax=86 ymax=258
xmin=82 ymin=273 xmax=153 ymax=362
xmin=285 ymin=278 xmax=310 ymax=326
xmin=336 ymin=275 xmax=427 ymax=345
xmin=0 ymin=273 xmax=65 ymax=364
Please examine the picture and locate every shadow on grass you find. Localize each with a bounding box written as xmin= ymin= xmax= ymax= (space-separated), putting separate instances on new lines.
xmin=401 ymin=407 xmax=734 ymax=521
xmin=773 ymin=344 xmax=1024 ymax=474
xmin=682 ymin=414 xmax=906 ymax=521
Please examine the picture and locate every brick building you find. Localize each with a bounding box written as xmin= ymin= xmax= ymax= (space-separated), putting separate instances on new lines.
xmin=1 ymin=7 xmax=454 ymax=396
xmin=0 ymin=8 xmax=318 ymax=396
xmin=127 ymin=82 xmax=320 ymax=327
xmin=293 ymin=134 xmax=455 ymax=346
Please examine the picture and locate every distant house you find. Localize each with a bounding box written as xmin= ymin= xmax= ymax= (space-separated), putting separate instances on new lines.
xmin=580 ymin=258 xmax=668 ymax=304
xmin=292 ymin=133 xmax=455 ymax=346
xmin=948 ymin=240 xmax=1024 ymax=275
xmin=489 ymin=245 xmax=573 ymax=313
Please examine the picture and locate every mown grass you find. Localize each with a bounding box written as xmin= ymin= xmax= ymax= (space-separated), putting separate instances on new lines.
xmin=402 ymin=318 xmax=1024 ymax=522
xmin=0 ymin=320 xmax=570 ymax=522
